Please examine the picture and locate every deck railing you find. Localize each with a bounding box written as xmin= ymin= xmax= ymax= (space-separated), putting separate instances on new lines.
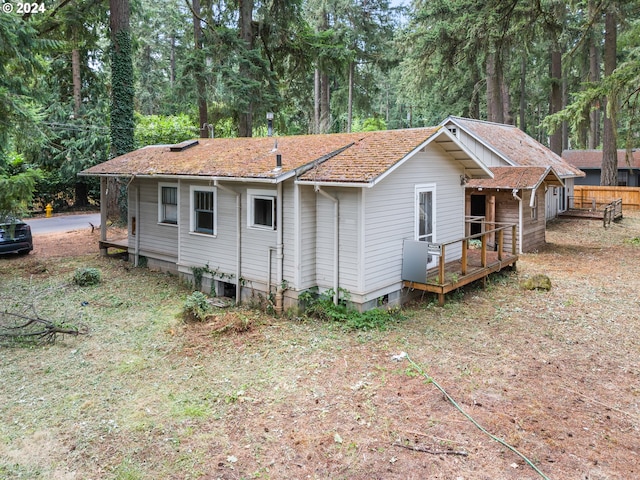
xmin=603 ymin=199 xmax=623 ymax=227
xmin=402 ymin=220 xmax=518 ymax=286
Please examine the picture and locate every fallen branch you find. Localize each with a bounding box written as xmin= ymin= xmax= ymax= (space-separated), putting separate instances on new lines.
xmin=1 ymin=311 xmax=88 ymax=345
xmin=392 ymin=441 xmax=468 ymax=456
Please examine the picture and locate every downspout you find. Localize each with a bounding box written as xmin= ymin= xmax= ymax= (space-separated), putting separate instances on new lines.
xmin=315 ymin=186 xmax=339 ymax=305
xmin=215 ymin=181 xmax=241 ymax=305
xmin=512 ymin=189 xmax=523 ymax=254
xmin=134 ymin=183 xmax=140 ymax=266
xmin=99 ymin=177 xmax=107 ymax=256
xmin=275 ymin=182 xmax=284 ymax=314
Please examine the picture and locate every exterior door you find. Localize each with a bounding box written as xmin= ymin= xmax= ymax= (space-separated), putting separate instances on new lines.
xmin=416 ymin=184 xmax=437 ymax=268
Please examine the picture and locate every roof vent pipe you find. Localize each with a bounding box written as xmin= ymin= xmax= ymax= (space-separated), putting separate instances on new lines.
xmin=276 ymin=154 xmax=282 ymax=169
xmin=267 ymin=112 xmax=274 ymax=137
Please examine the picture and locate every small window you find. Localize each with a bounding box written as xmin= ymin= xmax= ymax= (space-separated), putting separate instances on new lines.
xmin=191 ymin=186 xmax=216 ymax=235
xmin=531 ymin=194 xmax=538 ymax=221
xmin=159 ymin=184 xmax=178 ymax=224
xmin=618 ymin=171 xmax=628 ymax=187
xmin=248 ymin=189 xmax=277 ymax=230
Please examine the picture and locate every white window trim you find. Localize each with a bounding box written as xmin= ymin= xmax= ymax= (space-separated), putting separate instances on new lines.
xmin=158 ymin=182 xmax=179 ymax=226
xmin=189 ymin=185 xmax=217 ymax=236
xmin=247 ymin=188 xmax=277 ymax=231
xmin=414 ymin=183 xmax=437 ymax=242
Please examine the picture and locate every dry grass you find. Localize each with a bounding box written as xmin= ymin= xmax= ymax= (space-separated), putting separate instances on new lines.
xmin=1 ymin=212 xmax=639 ymax=479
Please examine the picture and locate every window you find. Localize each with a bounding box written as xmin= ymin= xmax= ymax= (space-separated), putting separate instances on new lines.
xmin=158 ymin=184 xmax=178 ymax=224
xmin=190 ymin=186 xmax=216 ymax=235
xmin=248 ymin=189 xmax=277 ymax=230
xmin=618 ymin=171 xmax=628 ymax=187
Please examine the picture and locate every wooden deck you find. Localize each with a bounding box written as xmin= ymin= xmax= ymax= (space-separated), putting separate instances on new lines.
xmin=402 ymin=222 xmax=518 ymax=306
xmin=99 ymin=238 xmax=129 ymax=255
xmin=559 ymin=198 xmax=623 ymax=227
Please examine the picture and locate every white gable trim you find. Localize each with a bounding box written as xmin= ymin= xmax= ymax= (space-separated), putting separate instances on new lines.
xmin=442 ymin=116 xmax=517 ymax=167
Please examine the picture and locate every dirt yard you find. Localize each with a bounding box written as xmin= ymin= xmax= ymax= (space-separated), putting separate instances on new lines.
xmin=2 ymin=212 xmax=639 ymax=479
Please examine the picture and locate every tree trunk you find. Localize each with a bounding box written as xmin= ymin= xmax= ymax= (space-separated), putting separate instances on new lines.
xmin=548 ymin=48 xmax=563 ymax=155
xmin=486 ymin=50 xmax=499 ymax=122
xmin=237 ymin=0 xmax=255 ymax=137
xmin=486 ymin=47 xmax=503 ymax=123
xmin=588 ymin=0 xmax=601 ymax=149
xmin=519 ymin=56 xmax=526 ymax=131
xmin=347 ymin=61 xmax=354 ymax=132
xmin=109 ymin=0 xmax=134 ymax=221
xmin=601 ymin=5 xmax=618 ymax=186
xmin=314 ymin=68 xmax=320 ymax=134
xmin=170 ymin=34 xmax=176 ymax=90
xmin=319 ymin=71 xmax=330 ymax=133
xmin=72 ymin=48 xmax=81 ymax=117
xmin=193 ymin=0 xmax=208 ymax=138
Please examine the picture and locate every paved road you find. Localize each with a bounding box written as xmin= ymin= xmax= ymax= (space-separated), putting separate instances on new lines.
xmin=27 ymin=213 xmax=102 ymax=235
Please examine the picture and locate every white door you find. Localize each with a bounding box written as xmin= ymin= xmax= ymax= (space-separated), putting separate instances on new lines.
xmin=416 ymin=184 xmax=437 ymax=268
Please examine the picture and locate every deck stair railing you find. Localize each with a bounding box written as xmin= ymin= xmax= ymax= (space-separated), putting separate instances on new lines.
xmin=603 ymin=199 xmax=623 ymax=227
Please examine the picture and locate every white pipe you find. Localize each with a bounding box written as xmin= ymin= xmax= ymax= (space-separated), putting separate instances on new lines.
xmin=315 ymin=186 xmax=339 ymax=305
xmin=275 ymin=182 xmax=284 ymax=313
xmin=134 ymin=184 xmax=140 ymax=266
xmin=512 ymin=189 xmax=523 ymax=254
xmin=215 ymin=181 xmax=241 ymax=305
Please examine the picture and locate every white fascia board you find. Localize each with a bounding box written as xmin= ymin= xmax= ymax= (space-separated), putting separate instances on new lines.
xmin=442 ymin=116 xmax=517 ymax=167
xmin=295 ymin=179 xmax=370 ymax=188
xmin=78 ymin=173 xmax=284 ymax=184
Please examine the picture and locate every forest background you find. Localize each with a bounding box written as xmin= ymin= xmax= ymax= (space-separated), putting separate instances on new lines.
xmin=1 ymin=0 xmax=639 ymax=216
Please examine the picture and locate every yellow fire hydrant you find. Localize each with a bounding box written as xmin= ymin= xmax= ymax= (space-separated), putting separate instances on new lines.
xmin=45 ymin=203 xmax=53 ymax=218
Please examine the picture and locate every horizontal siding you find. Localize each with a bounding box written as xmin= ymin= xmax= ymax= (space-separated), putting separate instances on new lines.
xmin=130 ymin=179 xmax=178 ymax=258
xmin=315 ymin=188 xmax=360 ymax=292
xmin=299 ymin=186 xmax=317 ymax=289
xmin=363 ymin=145 xmax=466 ymax=295
xmin=179 ymin=182 xmax=238 ymax=277
xmin=281 ymin=181 xmax=296 ymax=289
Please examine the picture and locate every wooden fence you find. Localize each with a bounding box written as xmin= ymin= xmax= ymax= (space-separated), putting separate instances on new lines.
xmin=574 ymin=186 xmax=640 ymax=210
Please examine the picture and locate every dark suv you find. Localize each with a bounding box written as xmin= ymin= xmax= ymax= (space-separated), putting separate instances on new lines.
xmin=0 ymin=217 xmax=33 ymax=255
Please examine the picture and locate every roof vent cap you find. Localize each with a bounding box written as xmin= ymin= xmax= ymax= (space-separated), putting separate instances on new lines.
xmin=170 ymin=140 xmax=199 ymax=152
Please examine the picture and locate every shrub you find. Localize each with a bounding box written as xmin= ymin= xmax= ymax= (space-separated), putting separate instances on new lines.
xmin=300 ymin=288 xmax=403 ymax=331
xmin=183 ymin=291 xmax=211 ymax=322
xmin=73 ymin=267 xmax=102 ymax=286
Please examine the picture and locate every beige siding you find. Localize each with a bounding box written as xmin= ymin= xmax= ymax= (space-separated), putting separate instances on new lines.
xmin=363 ymin=145 xmax=466 ymax=296
xmin=129 ymin=178 xmax=179 ymax=260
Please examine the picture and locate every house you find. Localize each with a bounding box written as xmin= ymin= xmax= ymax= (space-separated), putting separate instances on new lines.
xmin=80 ymin=127 xmax=494 ymax=311
xmin=441 ymin=117 xmax=585 ymax=253
xmin=562 ymin=149 xmax=640 ymax=187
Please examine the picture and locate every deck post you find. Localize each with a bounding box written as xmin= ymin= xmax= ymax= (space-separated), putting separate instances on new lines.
xmin=497 ymin=229 xmax=504 ymax=261
xmin=461 ymin=239 xmax=467 ymax=275
xmin=481 ymin=233 xmax=487 ymax=267
xmin=511 ymin=225 xmax=517 ymax=254
xmin=439 ymin=244 xmax=446 ymax=285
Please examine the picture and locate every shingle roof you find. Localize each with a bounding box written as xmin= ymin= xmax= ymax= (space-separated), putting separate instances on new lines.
xmin=446 ymin=117 xmax=585 ymax=178
xmin=81 ymin=127 xmax=456 ymax=184
xmin=466 ymin=166 xmax=562 ymax=190
xmin=562 ymin=149 xmax=640 ymax=169
xmin=296 ymin=127 xmax=441 ymax=183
